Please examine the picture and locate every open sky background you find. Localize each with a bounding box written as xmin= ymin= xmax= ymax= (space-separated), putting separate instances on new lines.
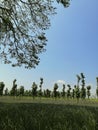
xmin=0 ymin=0 xmax=98 ymax=95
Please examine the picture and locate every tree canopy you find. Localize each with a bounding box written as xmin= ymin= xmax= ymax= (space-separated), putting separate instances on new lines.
xmin=0 ymin=0 xmax=70 ymax=69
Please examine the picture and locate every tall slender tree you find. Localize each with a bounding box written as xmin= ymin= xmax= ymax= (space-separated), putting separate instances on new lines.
xmin=80 ymin=73 xmax=86 ymax=99
xmin=62 ymin=84 xmax=66 ymax=98
xmin=76 ymin=74 xmax=81 ymax=102
xmin=19 ymin=86 xmax=24 ymax=96
xmin=53 ymin=83 xmax=59 ymax=99
xmin=75 ymin=86 xmax=80 ymax=102
xmin=32 ymin=82 xmax=37 ymax=99
xmin=72 ymin=88 xmax=75 ymax=99
xmin=4 ymin=87 xmax=9 ymax=96
xmin=86 ymin=85 xmax=91 ymax=99
xmin=96 ymin=87 xmax=98 ymax=98
xmin=96 ymin=77 xmax=98 ymax=98
xmin=44 ymin=89 xmax=51 ymax=98
xmin=67 ymin=84 xmax=71 ymax=99
xmin=76 ymin=75 xmax=81 ymax=87
xmin=0 ymin=82 xmax=5 ymax=96
xmin=39 ymin=78 xmax=43 ymax=98
xmin=10 ymin=79 xmax=17 ymax=96
xmin=73 ymin=85 xmax=77 ymax=98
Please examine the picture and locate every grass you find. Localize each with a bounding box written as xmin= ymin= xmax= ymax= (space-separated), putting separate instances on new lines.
xmin=0 ymin=96 xmax=98 ymax=106
xmin=0 ymin=97 xmax=98 ymax=130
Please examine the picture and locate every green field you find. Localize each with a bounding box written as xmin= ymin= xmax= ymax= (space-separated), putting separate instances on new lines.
xmin=0 ymin=97 xmax=98 ymax=130
xmin=0 ymin=96 xmax=98 ymax=106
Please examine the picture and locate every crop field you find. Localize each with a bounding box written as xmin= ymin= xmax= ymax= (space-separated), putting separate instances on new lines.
xmin=0 ymin=97 xmax=98 ymax=130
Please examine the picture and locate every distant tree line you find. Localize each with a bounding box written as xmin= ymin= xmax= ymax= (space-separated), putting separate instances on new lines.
xmin=0 ymin=73 xmax=98 ymax=100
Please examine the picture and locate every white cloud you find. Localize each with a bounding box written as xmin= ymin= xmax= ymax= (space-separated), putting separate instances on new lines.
xmin=57 ymin=80 xmax=65 ymax=84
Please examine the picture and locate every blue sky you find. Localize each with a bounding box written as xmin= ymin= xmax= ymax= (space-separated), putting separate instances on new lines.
xmin=0 ymin=0 xmax=98 ymax=95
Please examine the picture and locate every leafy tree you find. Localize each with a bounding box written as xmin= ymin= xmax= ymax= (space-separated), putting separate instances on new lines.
xmin=86 ymin=85 xmax=91 ymax=99
xmin=75 ymin=74 xmax=81 ymax=101
xmin=44 ymin=89 xmax=51 ymax=97
xmin=80 ymin=73 xmax=86 ymax=99
xmin=75 ymin=86 xmax=80 ymax=102
xmin=53 ymin=83 xmax=59 ymax=98
xmin=4 ymin=87 xmax=9 ymax=96
xmin=96 ymin=77 xmax=98 ymax=98
xmin=16 ymin=88 xmax=20 ymax=96
xmin=96 ymin=77 xmax=98 ymax=86
xmin=96 ymin=87 xmax=98 ymax=98
xmin=72 ymin=88 xmax=75 ymax=99
xmin=62 ymin=84 xmax=66 ymax=98
xmin=76 ymin=73 xmax=86 ymax=100
xmin=32 ymin=82 xmax=37 ymax=99
xmin=66 ymin=84 xmax=71 ymax=98
xmin=76 ymin=74 xmax=81 ymax=87
xmin=24 ymin=90 xmax=29 ymax=96
xmin=39 ymin=78 xmax=43 ymax=98
xmin=81 ymin=73 xmax=85 ymax=79
xmin=10 ymin=79 xmax=17 ymax=96
xmin=0 ymin=0 xmax=70 ymax=69
xmin=0 ymin=82 xmax=5 ymax=96
xmin=19 ymin=86 xmax=24 ymax=96
xmin=73 ymin=85 xmax=77 ymax=98
xmin=81 ymin=86 xmax=86 ymax=99
xmin=24 ymin=90 xmax=32 ymax=96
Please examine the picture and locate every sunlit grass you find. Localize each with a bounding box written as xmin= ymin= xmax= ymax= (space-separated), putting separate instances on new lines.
xmin=0 ymin=96 xmax=98 ymax=107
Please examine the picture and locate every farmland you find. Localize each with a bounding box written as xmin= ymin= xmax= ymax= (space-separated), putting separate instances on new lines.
xmin=0 ymin=97 xmax=98 ymax=130
xmin=0 ymin=73 xmax=98 ymax=129
xmin=0 ymin=96 xmax=98 ymax=106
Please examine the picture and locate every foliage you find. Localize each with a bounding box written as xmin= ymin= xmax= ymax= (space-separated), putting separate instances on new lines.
xmin=81 ymin=73 xmax=86 ymax=99
xmin=76 ymin=74 xmax=81 ymax=87
xmin=4 ymin=88 xmax=9 ymax=96
xmin=0 ymin=0 xmax=70 ymax=69
xmin=32 ymin=82 xmax=37 ymax=98
xmin=75 ymin=86 xmax=80 ymax=100
xmin=72 ymin=88 xmax=75 ymax=99
xmin=44 ymin=89 xmax=51 ymax=97
xmin=81 ymin=87 xmax=86 ymax=99
xmin=19 ymin=86 xmax=24 ymax=96
xmin=62 ymin=84 xmax=66 ymax=97
xmin=96 ymin=77 xmax=98 ymax=98
xmin=0 ymin=82 xmax=5 ymax=96
xmin=76 ymin=73 xmax=87 ymax=100
xmin=10 ymin=79 xmax=17 ymax=96
xmin=24 ymin=90 xmax=32 ymax=96
xmin=87 ymin=85 xmax=91 ymax=99
xmin=0 ymin=74 xmax=96 ymax=99
xmin=53 ymin=83 xmax=59 ymax=98
xmin=96 ymin=87 xmax=98 ymax=98
xmin=39 ymin=78 xmax=43 ymax=97
xmin=67 ymin=84 xmax=71 ymax=98
xmin=96 ymin=77 xmax=98 ymax=86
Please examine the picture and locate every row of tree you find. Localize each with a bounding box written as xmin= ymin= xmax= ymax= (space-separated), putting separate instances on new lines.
xmin=0 ymin=73 xmax=98 ymax=99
